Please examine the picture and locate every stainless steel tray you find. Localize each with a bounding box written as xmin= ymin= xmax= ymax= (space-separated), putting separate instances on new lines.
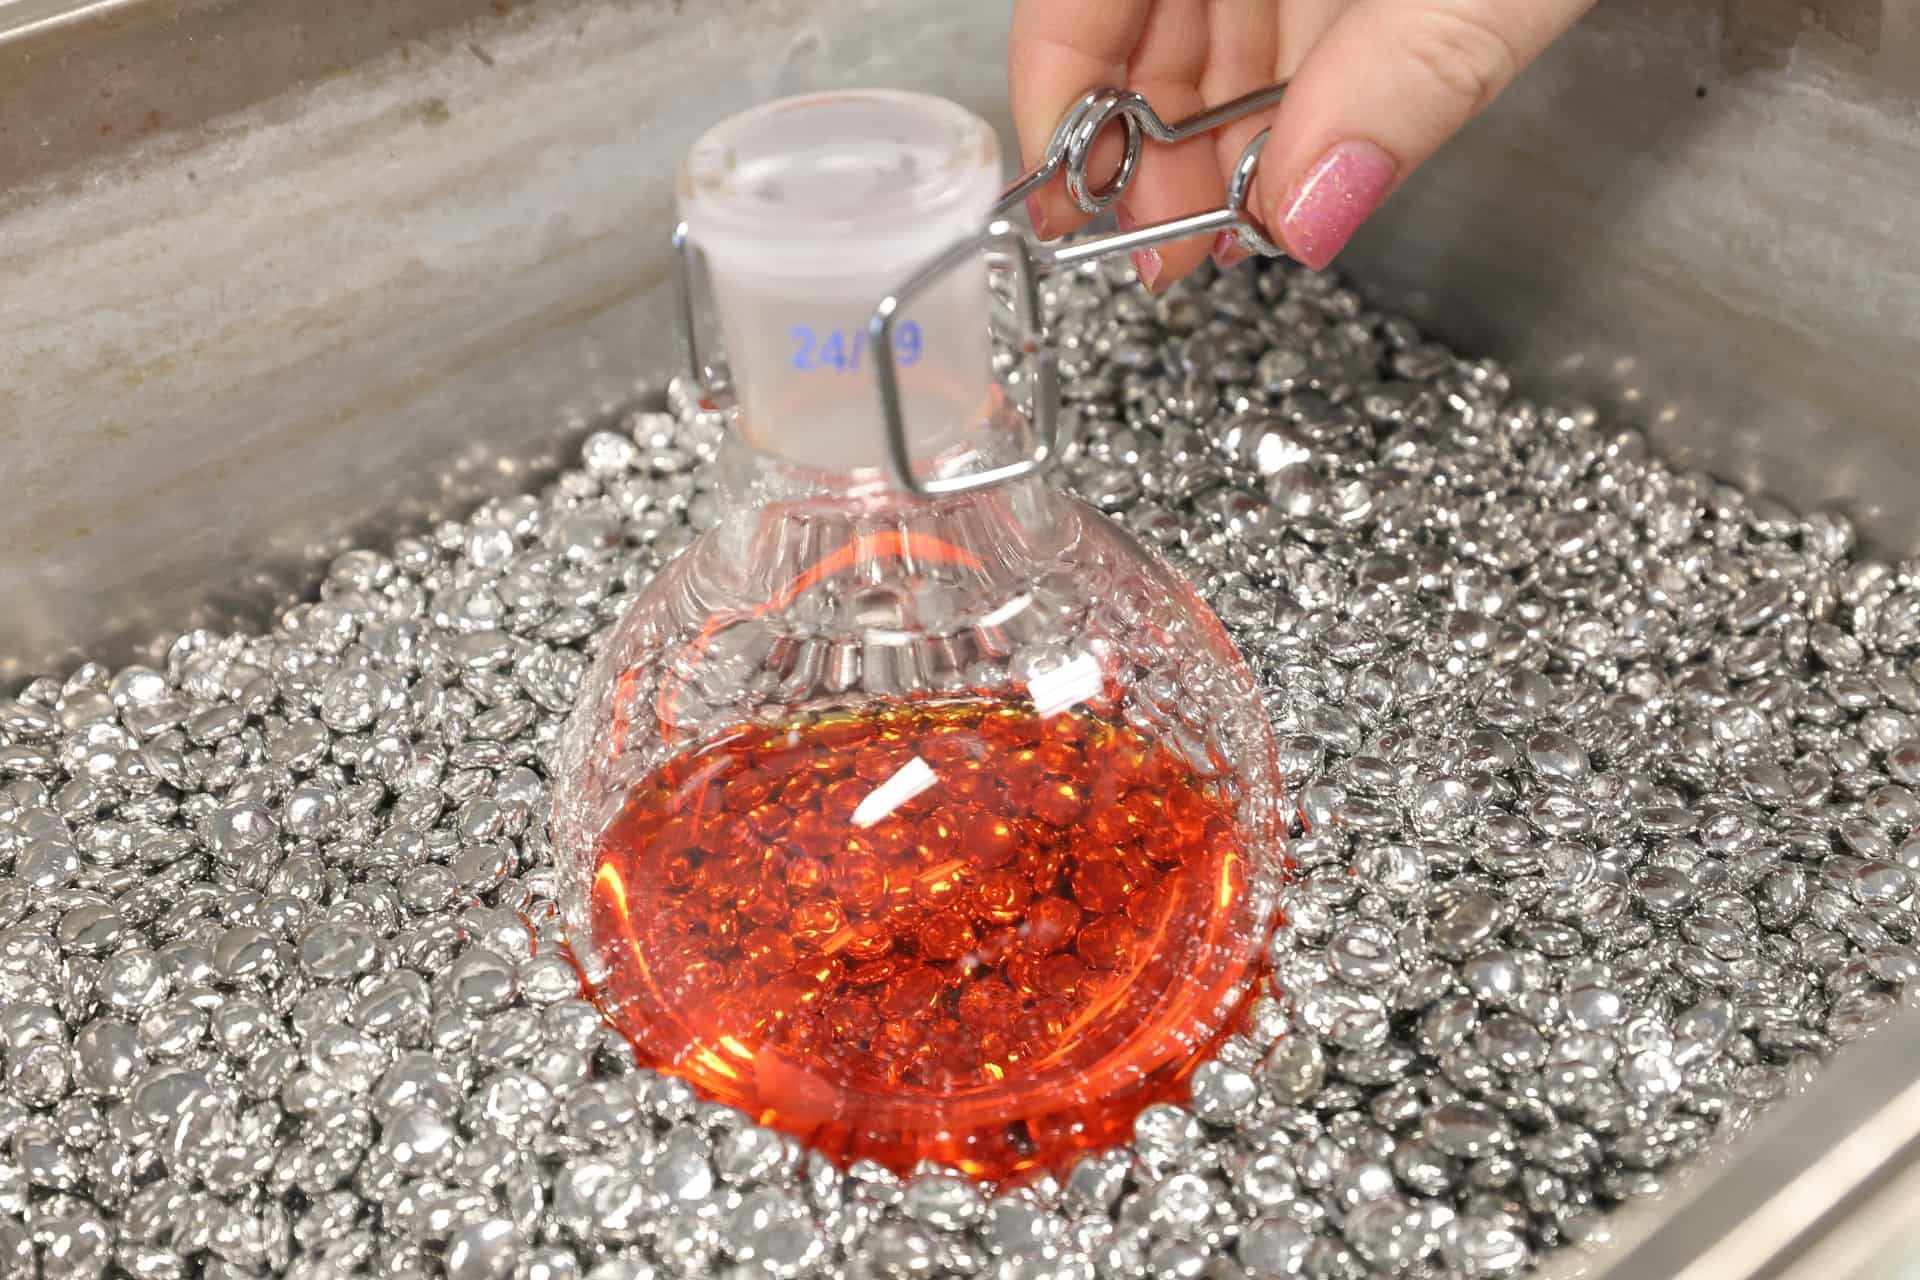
xmin=6 ymin=1 xmax=1920 ymax=1273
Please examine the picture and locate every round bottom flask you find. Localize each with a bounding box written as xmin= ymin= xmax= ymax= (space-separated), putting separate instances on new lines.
xmin=554 ymin=91 xmax=1285 ymax=1181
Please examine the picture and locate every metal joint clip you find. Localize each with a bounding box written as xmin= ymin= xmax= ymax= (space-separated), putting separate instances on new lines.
xmin=872 ymin=81 xmax=1291 ymax=497
xmin=671 ymin=81 xmax=1292 ymax=497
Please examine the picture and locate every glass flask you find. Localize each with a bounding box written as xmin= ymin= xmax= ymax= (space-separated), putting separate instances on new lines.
xmin=553 ymin=90 xmax=1286 ymax=1181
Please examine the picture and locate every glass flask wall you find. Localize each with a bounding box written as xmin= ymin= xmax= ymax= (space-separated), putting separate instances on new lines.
xmin=552 ymin=434 xmax=1287 ymax=1181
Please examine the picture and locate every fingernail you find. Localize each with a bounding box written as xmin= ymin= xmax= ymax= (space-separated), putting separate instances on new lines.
xmin=1130 ymin=248 xmax=1162 ymax=290
xmin=1115 ymin=203 xmax=1161 ymax=291
xmin=1211 ymin=230 xmax=1251 ymax=271
xmin=1277 ymin=140 xmax=1397 ymax=271
xmin=1025 ymin=193 xmax=1051 ymax=240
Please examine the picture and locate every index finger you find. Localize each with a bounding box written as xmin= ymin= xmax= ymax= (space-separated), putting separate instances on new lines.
xmin=1008 ymin=0 xmax=1155 ymax=239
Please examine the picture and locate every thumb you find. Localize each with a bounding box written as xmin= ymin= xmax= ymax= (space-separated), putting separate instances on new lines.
xmin=1252 ymin=0 xmax=1594 ymax=270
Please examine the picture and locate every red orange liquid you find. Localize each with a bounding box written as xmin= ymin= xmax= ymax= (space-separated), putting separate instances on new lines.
xmin=585 ymin=697 xmax=1262 ymax=1180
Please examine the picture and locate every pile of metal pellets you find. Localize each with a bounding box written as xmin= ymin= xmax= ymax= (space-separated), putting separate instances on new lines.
xmin=3 ymin=248 xmax=1917 ymax=1280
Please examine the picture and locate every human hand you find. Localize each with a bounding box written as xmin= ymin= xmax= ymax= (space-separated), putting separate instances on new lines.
xmin=1009 ymin=0 xmax=1594 ymax=287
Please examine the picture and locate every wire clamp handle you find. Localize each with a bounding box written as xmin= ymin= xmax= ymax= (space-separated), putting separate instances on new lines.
xmin=666 ymin=81 xmax=1293 ymax=496
xmin=871 ymin=82 xmax=1292 ymax=496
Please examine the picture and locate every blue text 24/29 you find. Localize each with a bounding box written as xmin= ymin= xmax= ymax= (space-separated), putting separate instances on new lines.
xmin=789 ymin=322 xmax=923 ymax=373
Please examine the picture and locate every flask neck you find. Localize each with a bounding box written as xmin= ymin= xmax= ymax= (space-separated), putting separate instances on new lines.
xmin=708 ymin=388 xmax=1036 ymax=513
xmin=690 ymin=415 xmax=1063 ymax=615
xmin=678 ymin=90 xmax=1003 ymax=478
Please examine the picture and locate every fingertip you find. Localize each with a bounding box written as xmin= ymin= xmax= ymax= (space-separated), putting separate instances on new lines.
xmin=1028 ymin=187 xmax=1092 ymax=243
xmin=1264 ymin=139 xmax=1398 ymax=271
xmin=1099 ymin=85 xmax=1224 ymax=291
xmin=1250 ymin=0 xmax=1593 ymax=266
xmin=1148 ymin=232 xmax=1213 ymax=290
xmin=1024 ymin=193 xmax=1052 ymax=241
xmin=1251 ymin=139 xmax=1299 ymax=256
xmin=1007 ymin=0 xmax=1154 ymax=243
xmin=1131 ymin=248 xmax=1164 ymax=291
xmin=1211 ymin=231 xmax=1253 ymax=272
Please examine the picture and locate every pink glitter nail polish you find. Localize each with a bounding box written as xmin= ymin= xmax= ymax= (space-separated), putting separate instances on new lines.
xmin=1278 ymin=141 xmax=1397 ymax=271
xmin=1025 ymin=193 xmax=1051 ymax=241
xmin=1211 ymin=231 xmax=1251 ymax=272
xmin=1115 ymin=203 xmax=1161 ymax=291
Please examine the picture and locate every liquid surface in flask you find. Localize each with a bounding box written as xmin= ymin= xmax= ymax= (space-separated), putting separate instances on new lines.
xmin=586 ymin=695 xmax=1261 ymax=1179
